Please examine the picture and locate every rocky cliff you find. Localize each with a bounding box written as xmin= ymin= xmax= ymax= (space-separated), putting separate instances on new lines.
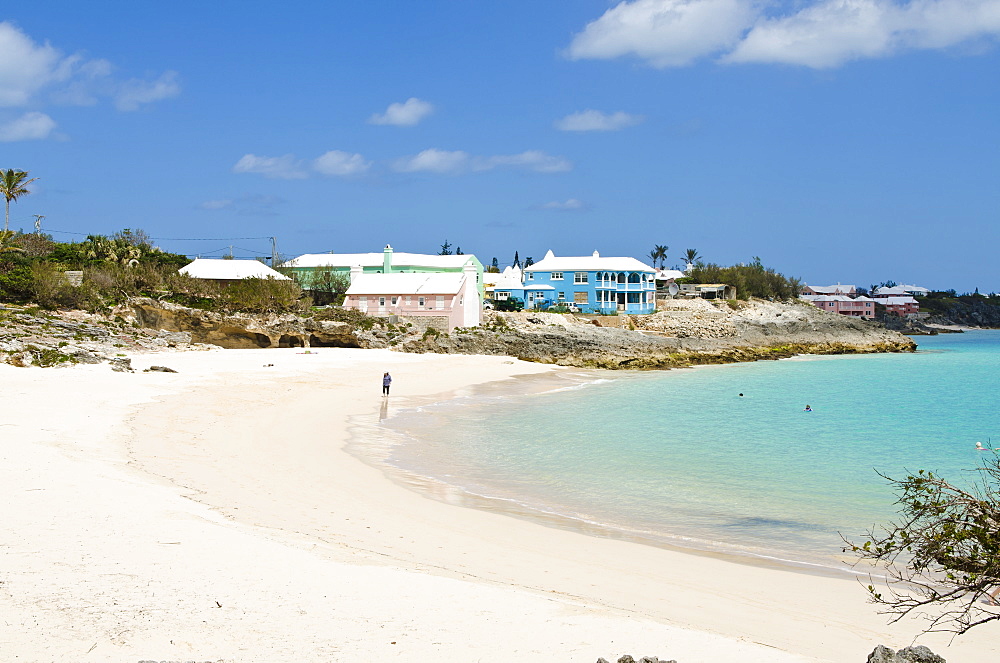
xmin=0 ymin=298 xmax=916 ymax=370
xmin=399 ymin=299 xmax=915 ymax=369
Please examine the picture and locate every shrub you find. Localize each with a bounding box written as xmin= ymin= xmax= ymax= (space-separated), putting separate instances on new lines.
xmin=0 ymin=262 xmax=34 ymax=303
xmin=687 ymin=258 xmax=800 ymax=300
xmin=311 ymin=306 xmax=382 ymax=330
xmin=216 ymin=277 xmax=304 ymax=314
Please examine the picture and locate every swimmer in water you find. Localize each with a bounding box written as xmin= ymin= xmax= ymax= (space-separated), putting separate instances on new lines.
xmin=804 ymin=404 xmax=812 ymax=412
xmin=976 ymin=441 xmax=999 ymax=451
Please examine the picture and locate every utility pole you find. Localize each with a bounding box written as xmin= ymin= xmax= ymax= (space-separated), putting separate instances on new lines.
xmin=270 ymin=236 xmax=279 ymax=265
xmin=32 ymin=214 xmax=44 ymax=233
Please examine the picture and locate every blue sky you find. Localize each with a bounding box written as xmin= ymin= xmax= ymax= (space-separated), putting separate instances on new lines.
xmin=1 ymin=1 xmax=998 ymax=292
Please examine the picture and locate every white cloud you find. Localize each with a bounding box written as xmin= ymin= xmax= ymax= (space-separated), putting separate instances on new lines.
xmin=567 ymin=0 xmax=758 ymax=67
xmin=568 ymin=0 xmax=1000 ymax=68
xmin=539 ymin=199 xmax=587 ymax=211
xmin=0 ymin=22 xmax=66 ymax=106
xmin=726 ymin=0 xmax=1000 ymax=68
xmin=0 ymin=111 xmax=56 ymax=141
xmin=313 ymin=150 xmax=371 ymax=176
xmin=368 ymin=97 xmax=434 ymax=126
xmin=393 ymin=148 xmax=573 ymax=175
xmin=232 ymin=154 xmax=308 ymax=179
xmin=115 ymin=70 xmax=180 ymax=111
xmin=555 ymin=109 xmax=644 ymax=132
xmin=393 ymin=148 xmax=470 ymax=174
xmin=478 ymin=150 xmax=573 ymax=173
xmin=0 ymin=20 xmax=179 ymax=121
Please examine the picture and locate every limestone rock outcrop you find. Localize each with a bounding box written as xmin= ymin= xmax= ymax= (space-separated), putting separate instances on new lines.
xmin=128 ymin=298 xmax=360 ymax=349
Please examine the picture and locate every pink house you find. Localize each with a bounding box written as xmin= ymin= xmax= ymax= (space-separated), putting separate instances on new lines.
xmin=805 ymin=295 xmax=876 ymax=318
xmin=878 ymin=296 xmax=920 ymax=316
xmin=342 ymin=264 xmax=481 ymax=331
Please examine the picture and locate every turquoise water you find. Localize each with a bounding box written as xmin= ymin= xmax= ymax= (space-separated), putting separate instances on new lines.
xmin=363 ymin=331 xmax=1000 ymax=570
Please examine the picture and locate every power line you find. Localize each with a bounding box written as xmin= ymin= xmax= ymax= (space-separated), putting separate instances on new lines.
xmin=42 ymin=228 xmax=273 ymax=242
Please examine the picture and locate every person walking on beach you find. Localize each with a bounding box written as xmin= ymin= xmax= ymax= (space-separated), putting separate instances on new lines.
xmin=382 ymin=371 xmax=392 ymax=397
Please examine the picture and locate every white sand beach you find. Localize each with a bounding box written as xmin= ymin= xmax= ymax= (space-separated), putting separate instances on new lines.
xmin=2 ymin=348 xmax=997 ymax=663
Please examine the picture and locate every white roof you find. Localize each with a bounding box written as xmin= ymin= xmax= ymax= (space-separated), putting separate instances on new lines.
xmin=805 ymin=284 xmax=856 ymax=294
xmin=655 ymin=269 xmax=686 ymax=280
xmin=524 ymin=250 xmax=654 ymax=273
xmin=345 ymin=272 xmax=468 ymax=296
xmin=875 ymin=285 xmax=929 ymax=296
xmin=179 ymin=258 xmax=289 ymax=280
xmin=880 ymin=296 xmax=919 ymax=305
xmin=286 ymin=250 xmax=477 ymax=269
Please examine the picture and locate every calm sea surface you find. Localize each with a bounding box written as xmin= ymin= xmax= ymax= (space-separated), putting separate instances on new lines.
xmin=350 ymin=330 xmax=1000 ymax=571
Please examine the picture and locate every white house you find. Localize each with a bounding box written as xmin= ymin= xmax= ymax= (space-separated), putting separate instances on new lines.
xmin=179 ymin=258 xmax=290 ymax=281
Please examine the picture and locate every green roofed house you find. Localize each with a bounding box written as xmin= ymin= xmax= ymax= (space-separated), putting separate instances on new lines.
xmin=283 ymin=244 xmax=485 ymax=299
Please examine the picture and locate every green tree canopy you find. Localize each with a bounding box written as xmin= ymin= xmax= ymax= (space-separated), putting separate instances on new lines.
xmin=687 ymin=257 xmax=801 ymax=300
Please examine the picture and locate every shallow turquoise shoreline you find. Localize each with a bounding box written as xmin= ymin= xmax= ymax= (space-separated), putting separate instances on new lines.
xmin=349 ymin=331 xmax=1000 ymax=572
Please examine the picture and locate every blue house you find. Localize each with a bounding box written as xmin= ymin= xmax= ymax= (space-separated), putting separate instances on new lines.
xmin=495 ymin=250 xmax=657 ymax=314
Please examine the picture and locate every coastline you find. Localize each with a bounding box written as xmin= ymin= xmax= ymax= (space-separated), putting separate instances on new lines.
xmin=348 ymin=366 xmax=863 ymax=576
xmin=3 ymin=347 xmax=997 ymax=662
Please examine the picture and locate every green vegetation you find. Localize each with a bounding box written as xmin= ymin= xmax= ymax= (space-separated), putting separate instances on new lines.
xmin=846 ymin=460 xmax=1000 ymax=635
xmin=0 ymin=228 xmax=305 ymax=315
xmin=296 ymin=267 xmax=350 ymax=306
xmin=311 ymin=306 xmax=382 ymax=330
xmin=686 ymin=257 xmax=801 ymax=300
xmin=914 ymin=290 xmax=1000 ymax=327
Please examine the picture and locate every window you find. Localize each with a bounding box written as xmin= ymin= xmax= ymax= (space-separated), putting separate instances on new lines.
xmin=379 ymin=297 xmax=386 ymax=306
xmin=418 ymin=297 xmax=425 ymax=308
xmin=526 ymin=272 xmax=534 ymax=281
xmin=405 ymin=296 xmax=412 ymax=305
xmin=391 ymin=296 xmax=398 ymax=305
xmin=436 ymin=296 xmax=444 ymax=309
xmin=574 ymin=291 xmax=588 ymax=304
xmin=551 ymin=272 xmax=564 ymax=280
xmin=558 ymin=292 xmax=565 ymax=300
xmin=574 ymin=272 xmax=588 ymax=284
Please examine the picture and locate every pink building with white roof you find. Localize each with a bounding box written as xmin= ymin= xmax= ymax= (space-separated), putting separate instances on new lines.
xmin=878 ymin=296 xmax=920 ymax=316
xmin=342 ymin=264 xmax=481 ymax=331
xmin=803 ymin=294 xmax=876 ymax=318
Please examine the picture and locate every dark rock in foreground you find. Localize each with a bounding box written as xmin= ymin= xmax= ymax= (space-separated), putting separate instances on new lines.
xmin=868 ymin=644 xmax=946 ymax=663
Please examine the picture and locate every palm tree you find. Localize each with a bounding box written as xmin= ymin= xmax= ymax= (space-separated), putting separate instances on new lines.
xmin=683 ymin=248 xmax=700 ymax=268
xmin=648 ymin=244 xmax=668 ymax=269
xmin=0 ymin=230 xmax=26 ymax=255
xmin=1 ymin=169 xmax=39 ymax=232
